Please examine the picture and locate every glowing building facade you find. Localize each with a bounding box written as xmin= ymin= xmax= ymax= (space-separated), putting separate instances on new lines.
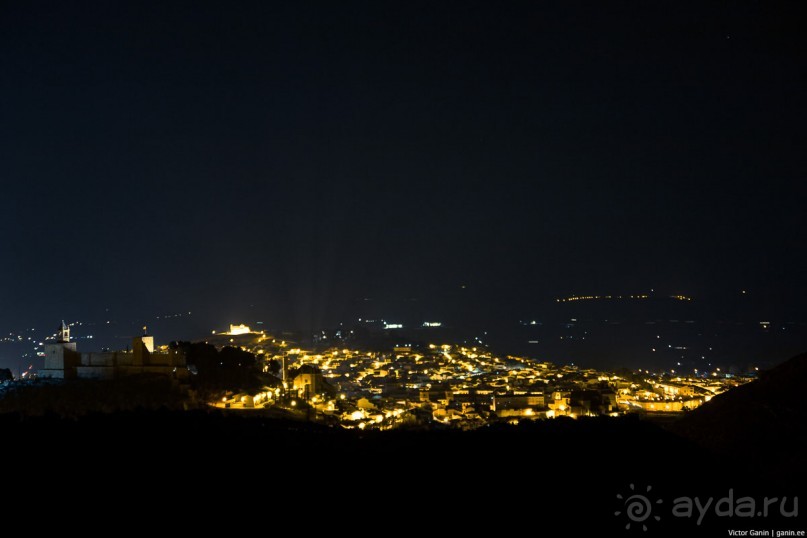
xmin=39 ymin=322 xmax=187 ymax=380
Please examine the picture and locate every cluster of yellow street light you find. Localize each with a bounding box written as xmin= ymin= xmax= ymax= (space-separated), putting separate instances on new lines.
xmin=556 ymin=294 xmax=649 ymax=303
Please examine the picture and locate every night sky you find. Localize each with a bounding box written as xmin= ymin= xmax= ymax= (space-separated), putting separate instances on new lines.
xmin=1 ymin=2 xmax=805 ymax=362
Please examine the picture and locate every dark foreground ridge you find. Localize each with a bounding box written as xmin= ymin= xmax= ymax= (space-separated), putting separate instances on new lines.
xmin=1 ymin=414 xmax=802 ymax=535
xmin=2 ymin=353 xmax=806 ymax=536
xmin=674 ymin=351 xmax=807 ymax=483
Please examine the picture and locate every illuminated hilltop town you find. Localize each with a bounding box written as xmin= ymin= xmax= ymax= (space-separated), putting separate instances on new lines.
xmin=207 ymin=324 xmax=752 ymax=430
xmin=2 ymin=320 xmax=753 ymax=429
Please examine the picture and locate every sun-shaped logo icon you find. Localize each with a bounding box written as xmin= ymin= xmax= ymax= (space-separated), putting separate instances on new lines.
xmin=615 ymin=483 xmax=663 ymax=531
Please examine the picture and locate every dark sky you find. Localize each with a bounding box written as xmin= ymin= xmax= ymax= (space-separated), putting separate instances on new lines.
xmin=1 ymin=1 xmax=805 ymax=341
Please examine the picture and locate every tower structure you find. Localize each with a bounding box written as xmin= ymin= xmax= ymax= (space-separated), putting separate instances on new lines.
xmin=57 ymin=319 xmax=70 ymax=343
xmin=40 ymin=320 xmax=79 ymax=379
